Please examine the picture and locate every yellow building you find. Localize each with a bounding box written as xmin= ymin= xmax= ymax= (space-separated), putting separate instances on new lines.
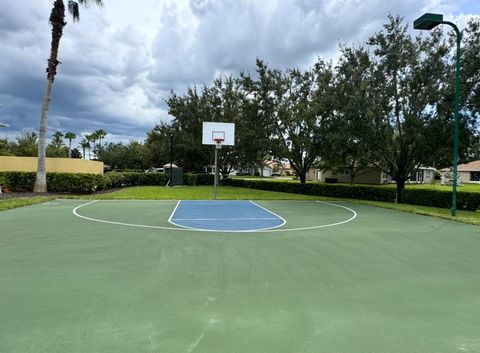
xmin=0 ymin=156 xmax=103 ymax=175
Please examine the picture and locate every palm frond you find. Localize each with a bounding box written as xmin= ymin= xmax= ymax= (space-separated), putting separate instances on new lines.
xmin=68 ymin=0 xmax=104 ymax=22
xmin=68 ymin=1 xmax=80 ymax=21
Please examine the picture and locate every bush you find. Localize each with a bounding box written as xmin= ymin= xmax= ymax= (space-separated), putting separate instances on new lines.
xmin=184 ymin=173 xmax=198 ymax=186
xmin=104 ymin=172 xmax=167 ymax=187
xmin=47 ymin=173 xmax=106 ymax=193
xmin=0 ymin=171 xmax=105 ymax=193
xmin=0 ymin=171 xmax=36 ymax=191
xmin=184 ymin=173 xmax=214 ymax=186
xmin=325 ymin=178 xmax=338 ymax=183
xmin=222 ymin=179 xmax=480 ymax=211
xmin=138 ymin=172 xmax=167 ymax=186
xmin=104 ymin=172 xmax=124 ymax=188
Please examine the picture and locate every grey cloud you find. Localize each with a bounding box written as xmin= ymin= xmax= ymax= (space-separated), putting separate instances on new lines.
xmin=0 ymin=0 xmax=474 ymax=144
xmin=148 ymin=0 xmax=436 ymax=92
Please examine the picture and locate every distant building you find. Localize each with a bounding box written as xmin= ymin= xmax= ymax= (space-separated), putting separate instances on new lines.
xmin=440 ymin=160 xmax=480 ymax=184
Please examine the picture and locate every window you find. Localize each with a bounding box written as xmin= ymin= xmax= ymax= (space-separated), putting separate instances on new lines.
xmin=470 ymin=172 xmax=480 ymax=181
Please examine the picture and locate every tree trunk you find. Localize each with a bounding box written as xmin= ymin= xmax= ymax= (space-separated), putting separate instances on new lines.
xmin=34 ymin=0 xmax=66 ymax=193
xmin=396 ymin=179 xmax=406 ymax=203
xmin=34 ymin=80 xmax=54 ymax=192
xmin=299 ymin=173 xmax=306 ymax=184
xmin=68 ymin=139 xmax=72 ymax=158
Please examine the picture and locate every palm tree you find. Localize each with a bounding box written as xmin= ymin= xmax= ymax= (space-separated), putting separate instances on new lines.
xmin=34 ymin=0 xmax=104 ymax=192
xmin=51 ymin=130 xmax=64 ymax=149
xmin=65 ymin=131 xmax=76 ymax=158
xmin=86 ymin=133 xmax=95 ymax=159
xmin=79 ymin=138 xmax=90 ymax=160
xmin=94 ymin=129 xmax=107 ymax=150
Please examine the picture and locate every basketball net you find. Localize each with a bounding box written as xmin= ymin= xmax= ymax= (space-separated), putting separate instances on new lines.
xmin=214 ymin=138 xmax=224 ymax=149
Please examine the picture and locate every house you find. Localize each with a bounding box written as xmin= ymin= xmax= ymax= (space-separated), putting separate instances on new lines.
xmin=311 ymin=168 xmax=391 ymax=184
xmin=236 ymin=160 xmax=294 ymax=177
xmin=440 ymin=160 xmax=480 ymax=184
xmin=311 ymin=166 xmax=435 ymax=184
xmin=408 ymin=167 xmax=436 ymax=184
xmin=236 ymin=163 xmax=273 ymax=177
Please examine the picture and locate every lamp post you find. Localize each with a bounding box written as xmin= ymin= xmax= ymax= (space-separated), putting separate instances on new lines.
xmin=414 ymin=13 xmax=462 ymax=216
xmin=168 ymin=131 xmax=174 ymax=187
xmin=0 ymin=104 xmax=7 ymax=139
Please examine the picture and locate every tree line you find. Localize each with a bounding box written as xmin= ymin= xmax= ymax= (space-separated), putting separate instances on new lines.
xmin=0 ymin=129 xmax=107 ymax=160
xmin=130 ymin=16 xmax=476 ymax=202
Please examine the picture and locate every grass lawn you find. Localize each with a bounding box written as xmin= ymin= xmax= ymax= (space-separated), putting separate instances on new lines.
xmin=1 ymin=185 xmax=479 ymax=226
xmin=0 ymin=196 xmax=56 ymax=212
xmin=89 ymin=185 xmax=323 ymax=200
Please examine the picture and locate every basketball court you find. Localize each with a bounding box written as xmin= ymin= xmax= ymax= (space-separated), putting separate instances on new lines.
xmin=1 ymin=198 xmax=480 ymax=353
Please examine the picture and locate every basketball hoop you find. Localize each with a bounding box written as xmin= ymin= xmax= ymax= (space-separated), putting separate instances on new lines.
xmin=214 ymin=138 xmax=224 ymax=149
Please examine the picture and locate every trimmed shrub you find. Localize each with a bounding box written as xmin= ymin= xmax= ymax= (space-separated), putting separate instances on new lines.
xmin=184 ymin=173 xmax=198 ymax=186
xmin=0 ymin=171 xmax=36 ymax=191
xmin=222 ymin=178 xmax=480 ymax=211
xmin=1 ymin=171 xmax=168 ymax=194
xmin=104 ymin=172 xmax=124 ymax=188
xmin=184 ymin=173 xmax=214 ymax=186
xmin=138 ymin=172 xmax=167 ymax=186
xmin=104 ymin=172 xmax=167 ymax=187
xmin=0 ymin=171 xmax=105 ymax=193
xmin=402 ymin=188 xmax=480 ymax=211
xmin=47 ymin=173 xmax=106 ymax=193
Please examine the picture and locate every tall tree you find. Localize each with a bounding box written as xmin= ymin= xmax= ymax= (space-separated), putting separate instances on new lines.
xmin=319 ymin=47 xmax=373 ymax=183
xmin=366 ymin=16 xmax=451 ymax=202
xmin=439 ymin=17 xmax=480 ymax=164
xmin=144 ymin=122 xmax=175 ymax=169
xmin=14 ymin=132 xmax=38 ymax=157
xmin=204 ymin=76 xmax=245 ymax=178
xmin=65 ymin=131 xmax=77 ymax=158
xmin=79 ymin=138 xmax=90 ymax=160
xmin=239 ymin=60 xmax=282 ymax=174
xmin=50 ymin=130 xmax=64 ymax=149
xmin=47 ymin=130 xmax=68 ymax=157
xmin=34 ymin=0 xmax=104 ymax=192
xmin=94 ymin=129 xmax=107 ymax=151
xmin=166 ymin=86 xmax=213 ymax=171
xmin=85 ymin=133 xmax=95 ymax=159
xmin=245 ymin=60 xmax=333 ymax=183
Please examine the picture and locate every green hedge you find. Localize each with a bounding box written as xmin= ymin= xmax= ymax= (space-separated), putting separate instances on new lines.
xmin=184 ymin=173 xmax=214 ymax=186
xmin=223 ymin=178 xmax=480 ymax=211
xmin=104 ymin=172 xmax=167 ymax=187
xmin=0 ymin=171 xmax=105 ymax=193
xmin=47 ymin=173 xmax=106 ymax=193
xmin=402 ymin=188 xmax=480 ymax=211
xmin=0 ymin=171 xmax=168 ymax=194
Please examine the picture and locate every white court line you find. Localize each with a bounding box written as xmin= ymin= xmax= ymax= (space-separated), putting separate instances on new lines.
xmin=168 ymin=200 xmax=286 ymax=232
xmin=73 ymin=200 xmax=184 ymax=231
xmin=72 ymin=200 xmax=358 ymax=233
xmin=167 ymin=200 xmax=181 ymax=224
xmin=249 ymin=200 xmax=287 ymax=230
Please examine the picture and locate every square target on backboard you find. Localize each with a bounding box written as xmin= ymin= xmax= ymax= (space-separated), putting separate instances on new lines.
xmin=202 ymin=122 xmax=235 ymax=146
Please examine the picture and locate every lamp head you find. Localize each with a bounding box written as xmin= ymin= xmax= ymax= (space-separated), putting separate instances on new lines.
xmin=414 ymin=13 xmax=443 ymax=30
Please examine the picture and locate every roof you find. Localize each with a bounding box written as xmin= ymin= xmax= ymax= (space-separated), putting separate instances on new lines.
xmin=457 ymin=160 xmax=480 ymax=172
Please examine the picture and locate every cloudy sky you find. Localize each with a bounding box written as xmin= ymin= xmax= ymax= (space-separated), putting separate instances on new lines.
xmin=0 ymin=0 xmax=478 ymax=145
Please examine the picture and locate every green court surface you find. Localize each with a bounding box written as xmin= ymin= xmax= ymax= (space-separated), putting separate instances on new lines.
xmin=1 ymin=199 xmax=480 ymax=353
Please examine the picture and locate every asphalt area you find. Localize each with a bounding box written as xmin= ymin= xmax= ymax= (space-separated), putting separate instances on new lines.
xmin=1 ymin=199 xmax=479 ymax=353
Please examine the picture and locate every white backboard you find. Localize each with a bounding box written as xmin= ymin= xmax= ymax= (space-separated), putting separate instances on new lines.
xmin=202 ymin=122 xmax=235 ymax=146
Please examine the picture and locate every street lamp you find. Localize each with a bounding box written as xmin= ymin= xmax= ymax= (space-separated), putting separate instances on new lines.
xmin=0 ymin=104 xmax=8 ymax=139
xmin=414 ymin=13 xmax=462 ymax=216
xmin=168 ymin=131 xmax=174 ymax=187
